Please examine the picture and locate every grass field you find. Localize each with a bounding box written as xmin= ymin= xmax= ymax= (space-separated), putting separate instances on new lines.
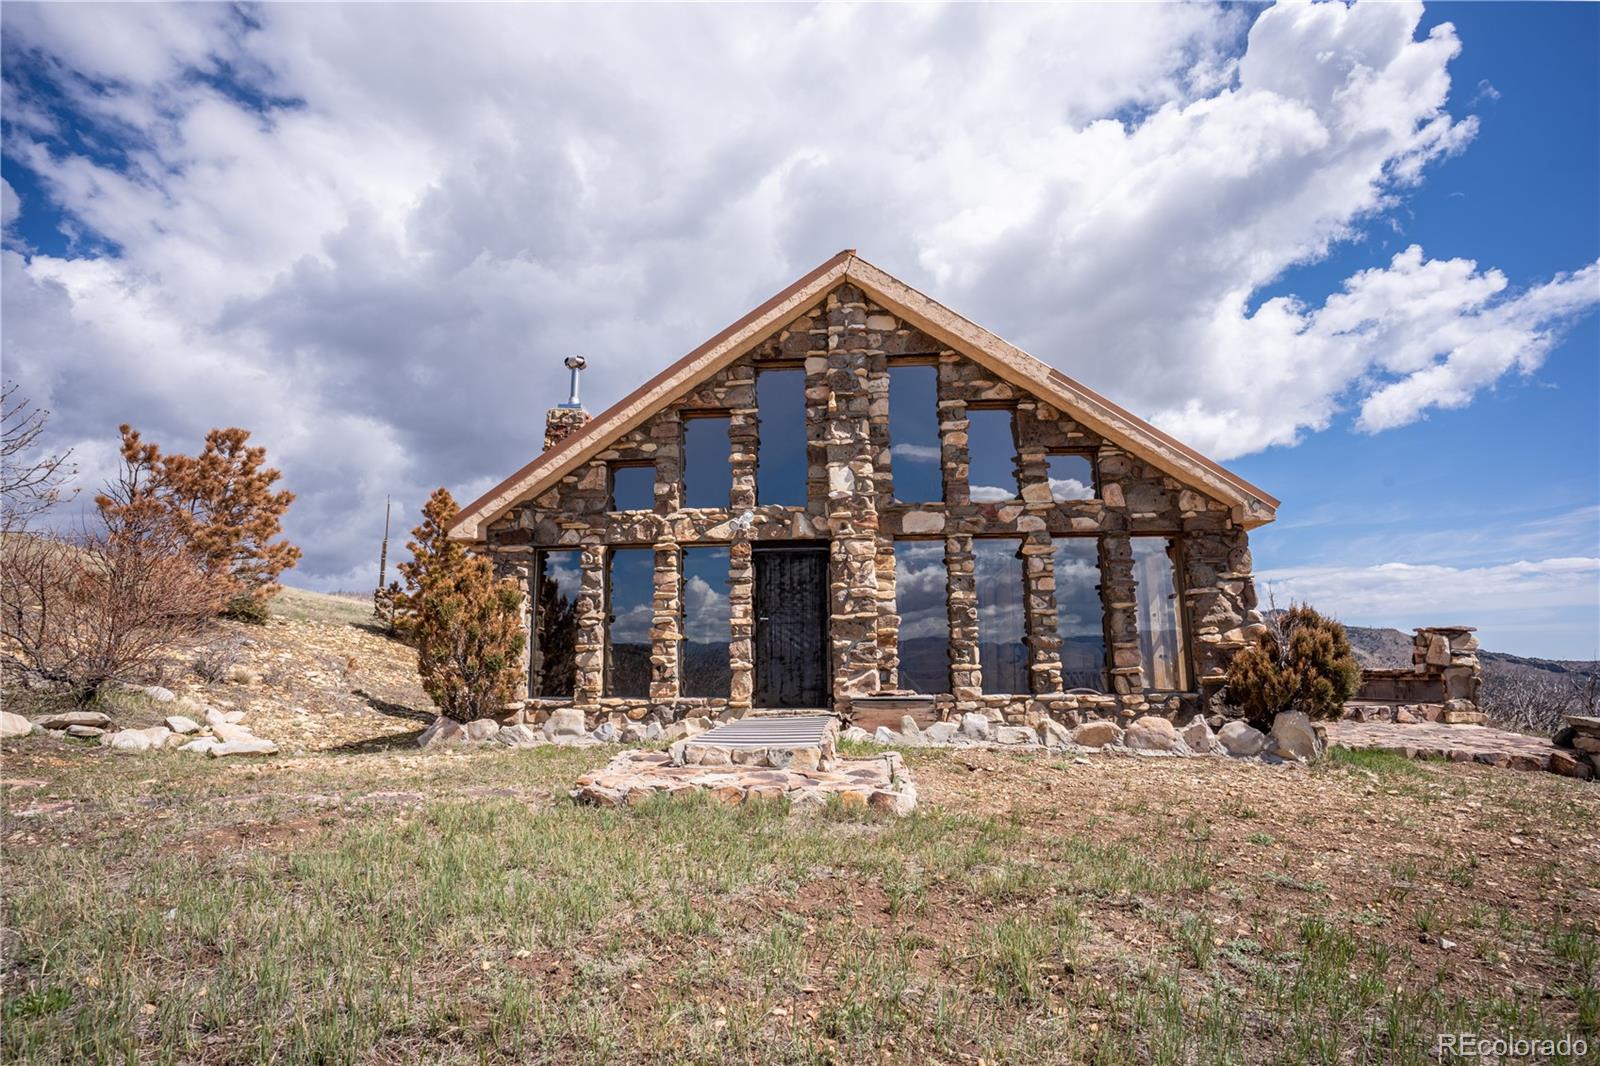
xmin=3 ymin=730 xmax=1596 ymax=1064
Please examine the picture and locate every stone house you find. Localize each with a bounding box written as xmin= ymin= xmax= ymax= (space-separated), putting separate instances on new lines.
xmin=449 ymin=251 xmax=1278 ymax=730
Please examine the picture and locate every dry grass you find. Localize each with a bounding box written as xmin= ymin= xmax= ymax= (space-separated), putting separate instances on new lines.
xmin=3 ymin=733 xmax=1596 ymax=1064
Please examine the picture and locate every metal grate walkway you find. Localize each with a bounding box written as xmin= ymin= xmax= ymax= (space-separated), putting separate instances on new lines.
xmin=693 ymin=715 xmax=835 ymax=749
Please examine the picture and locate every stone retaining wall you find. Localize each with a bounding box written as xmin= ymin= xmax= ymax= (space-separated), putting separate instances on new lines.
xmin=494 ymin=283 xmax=1262 ymax=731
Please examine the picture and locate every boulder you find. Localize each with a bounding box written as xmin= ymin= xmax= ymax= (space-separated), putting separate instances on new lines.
xmin=922 ymin=721 xmax=959 ymax=744
xmin=641 ymin=721 xmax=665 ymax=742
xmin=463 ymin=718 xmax=501 ymax=743
xmin=498 ymin=723 xmax=542 ymax=748
xmin=67 ymin=724 xmax=106 ymax=739
xmin=590 ymin=722 xmax=620 ymax=743
xmin=222 ymin=710 xmax=247 ymax=725
xmin=36 ymin=710 xmax=114 ymax=731
xmin=959 ymin=713 xmax=992 ymax=741
xmin=205 ymin=708 xmax=232 ymax=732
xmin=898 ymin=716 xmax=925 ymax=742
xmin=1180 ymin=717 xmax=1216 ymax=754
xmin=1548 ymin=750 xmax=1592 ymax=780
xmin=543 ymin=708 xmax=587 ymax=740
xmin=873 ymin=726 xmax=899 ymax=745
xmin=143 ymin=686 xmax=177 ymax=703
xmin=993 ymin=725 xmax=1035 ymax=746
xmin=108 ymin=729 xmax=154 ymax=753
xmin=164 ymin=715 xmax=201 ymax=735
xmin=0 ymin=711 xmax=31 ymax=739
xmin=1269 ymin=711 xmax=1322 ymax=763
xmin=1124 ymin=716 xmax=1181 ymax=752
xmin=841 ymin=726 xmax=874 ymax=743
xmin=178 ymin=737 xmax=218 ymax=755
xmin=208 ymin=737 xmax=278 ymax=757
xmin=1218 ymin=720 xmax=1267 ymax=757
xmin=211 ymin=721 xmax=255 ymax=743
xmin=417 ymin=717 xmax=464 ymax=748
xmin=1072 ymin=720 xmax=1122 ymax=749
xmin=1037 ymin=718 xmax=1072 ymax=748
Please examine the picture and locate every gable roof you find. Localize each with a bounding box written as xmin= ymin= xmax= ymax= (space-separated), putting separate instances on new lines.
xmin=449 ymin=250 xmax=1279 ymax=541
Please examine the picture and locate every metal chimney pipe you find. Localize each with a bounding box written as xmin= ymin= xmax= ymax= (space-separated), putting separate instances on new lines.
xmin=561 ymin=355 xmax=587 ymax=408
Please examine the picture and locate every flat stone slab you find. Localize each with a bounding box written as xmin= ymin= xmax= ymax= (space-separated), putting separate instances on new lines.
xmin=572 ymin=749 xmax=916 ymax=814
xmin=1325 ymin=721 xmax=1586 ymax=777
xmin=694 ymin=715 xmax=835 ymax=748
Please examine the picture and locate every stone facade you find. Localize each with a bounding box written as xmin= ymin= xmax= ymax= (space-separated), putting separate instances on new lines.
xmin=488 ymin=283 xmax=1265 ymax=731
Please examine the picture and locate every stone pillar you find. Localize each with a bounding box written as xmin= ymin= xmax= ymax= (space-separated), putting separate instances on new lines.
xmin=1415 ymin=626 xmax=1482 ymax=720
xmin=727 ymin=538 xmax=754 ymax=712
xmin=1023 ymin=531 xmax=1062 ymax=694
xmin=650 ymin=545 xmax=682 ymax=702
xmin=728 ymin=363 xmax=759 ymax=511
xmin=946 ymin=534 xmax=981 ymax=701
xmin=1100 ymin=534 xmax=1142 ymax=695
xmin=492 ymin=553 xmax=534 ymax=698
xmin=544 ymin=406 xmax=590 ymax=452
xmin=653 ymin=410 xmax=682 ymax=514
xmin=823 ymin=283 xmax=882 ymax=709
xmin=574 ymin=545 xmax=606 ymax=704
xmin=875 ymin=536 xmax=899 ymax=688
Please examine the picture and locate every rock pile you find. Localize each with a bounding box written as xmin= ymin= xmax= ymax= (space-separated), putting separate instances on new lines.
xmin=572 ymin=748 xmax=917 ymax=815
xmin=850 ymin=710 xmax=1326 ymax=765
xmin=415 ymin=707 xmax=702 ymax=750
xmin=13 ymin=697 xmax=278 ymax=758
xmin=1552 ymin=715 xmax=1600 ymax=781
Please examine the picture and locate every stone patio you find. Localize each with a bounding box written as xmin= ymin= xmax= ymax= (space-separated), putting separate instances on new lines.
xmin=571 ymin=748 xmax=917 ymax=814
xmin=1325 ymin=720 xmax=1595 ymax=781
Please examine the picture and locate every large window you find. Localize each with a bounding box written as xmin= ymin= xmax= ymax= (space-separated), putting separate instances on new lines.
xmin=531 ymin=549 xmax=581 ymax=698
xmin=888 ymin=364 xmax=943 ymax=503
xmin=1132 ymin=537 xmax=1188 ymax=691
xmin=609 ymin=463 xmax=654 ymax=511
xmin=892 ymin=540 xmax=951 ymax=694
xmin=606 ymin=548 xmax=655 ymax=698
xmin=967 ymin=408 xmax=1019 ymax=502
xmin=973 ymin=538 xmax=1028 ymax=694
xmin=682 ymin=416 xmax=731 ymax=509
xmin=681 ymin=547 xmax=732 ymax=697
xmin=756 ymin=370 xmax=808 ymax=507
xmin=1046 ymin=454 xmax=1096 ymax=502
xmin=1052 ymin=538 xmax=1107 ymax=692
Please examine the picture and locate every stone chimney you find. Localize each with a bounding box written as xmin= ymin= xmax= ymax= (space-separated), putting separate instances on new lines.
xmin=544 ymin=355 xmax=591 ymax=451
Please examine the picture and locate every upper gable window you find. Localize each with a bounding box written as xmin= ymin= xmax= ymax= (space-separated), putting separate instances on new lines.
xmin=682 ymin=416 xmax=731 ymax=509
xmin=967 ymin=408 xmax=1019 ymax=503
xmin=1046 ymin=453 xmax=1096 ymax=502
xmin=609 ymin=463 xmax=654 ymax=511
xmin=888 ymin=364 xmax=943 ymax=503
xmin=756 ymin=369 xmax=807 ymax=507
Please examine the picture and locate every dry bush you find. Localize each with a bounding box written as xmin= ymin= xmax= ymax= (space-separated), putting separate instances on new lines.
xmin=0 ymin=514 xmax=226 ymax=700
xmin=1480 ymin=668 xmax=1600 ymax=735
xmin=1225 ymin=603 xmax=1362 ymax=731
xmin=193 ymin=636 xmax=249 ymax=684
xmin=1 ymin=381 xmax=76 ymax=531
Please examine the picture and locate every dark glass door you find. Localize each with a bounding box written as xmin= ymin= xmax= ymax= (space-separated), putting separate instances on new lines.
xmin=753 ymin=547 xmax=829 ymax=708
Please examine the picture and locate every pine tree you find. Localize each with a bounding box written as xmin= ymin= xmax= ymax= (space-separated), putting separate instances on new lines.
xmin=1225 ymin=603 xmax=1361 ymax=730
xmin=95 ymin=425 xmax=301 ymax=609
xmin=399 ymin=488 xmax=527 ymax=722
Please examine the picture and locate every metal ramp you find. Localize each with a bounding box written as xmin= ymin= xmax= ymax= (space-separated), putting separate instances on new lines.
xmin=694 ymin=715 xmax=835 ymax=749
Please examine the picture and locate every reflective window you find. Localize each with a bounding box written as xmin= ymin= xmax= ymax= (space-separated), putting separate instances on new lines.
xmin=607 ymin=548 xmax=655 ymax=698
xmin=967 ymin=408 xmax=1019 ymax=502
xmin=532 ymin=549 xmax=581 ymax=698
xmin=609 ymin=464 xmax=654 ymax=511
xmin=892 ymin=540 xmax=950 ymax=694
xmin=1052 ymin=538 xmax=1107 ymax=692
xmin=973 ymin=538 xmax=1028 ymax=694
xmin=888 ymin=364 xmax=943 ymax=503
xmin=682 ymin=417 xmax=731 ymax=509
xmin=1132 ymin=537 xmax=1188 ymax=691
xmin=681 ymin=547 xmax=732 ymax=697
xmin=1047 ymin=454 xmax=1096 ymax=502
xmin=756 ymin=370 xmax=808 ymax=506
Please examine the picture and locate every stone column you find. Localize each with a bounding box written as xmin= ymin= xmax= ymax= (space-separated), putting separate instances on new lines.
xmin=1022 ymin=531 xmax=1062 ymax=694
xmin=946 ymin=534 xmax=981 ymax=701
xmin=1100 ymin=534 xmax=1142 ymax=696
xmin=650 ymin=544 xmax=682 ymax=702
xmin=574 ymin=545 xmax=607 ymax=705
xmin=544 ymin=406 xmax=591 ymax=451
xmin=654 ymin=410 xmax=682 ymax=514
xmin=823 ymin=284 xmax=882 ymax=708
xmin=728 ymin=363 xmax=759 ymax=512
xmin=727 ymin=538 xmax=754 ymax=712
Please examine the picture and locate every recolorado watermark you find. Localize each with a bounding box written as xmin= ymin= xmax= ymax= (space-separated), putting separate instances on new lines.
xmin=1436 ymin=1032 xmax=1588 ymax=1061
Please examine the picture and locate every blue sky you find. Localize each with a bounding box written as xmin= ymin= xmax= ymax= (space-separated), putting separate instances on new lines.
xmin=2 ymin=2 xmax=1597 ymax=657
